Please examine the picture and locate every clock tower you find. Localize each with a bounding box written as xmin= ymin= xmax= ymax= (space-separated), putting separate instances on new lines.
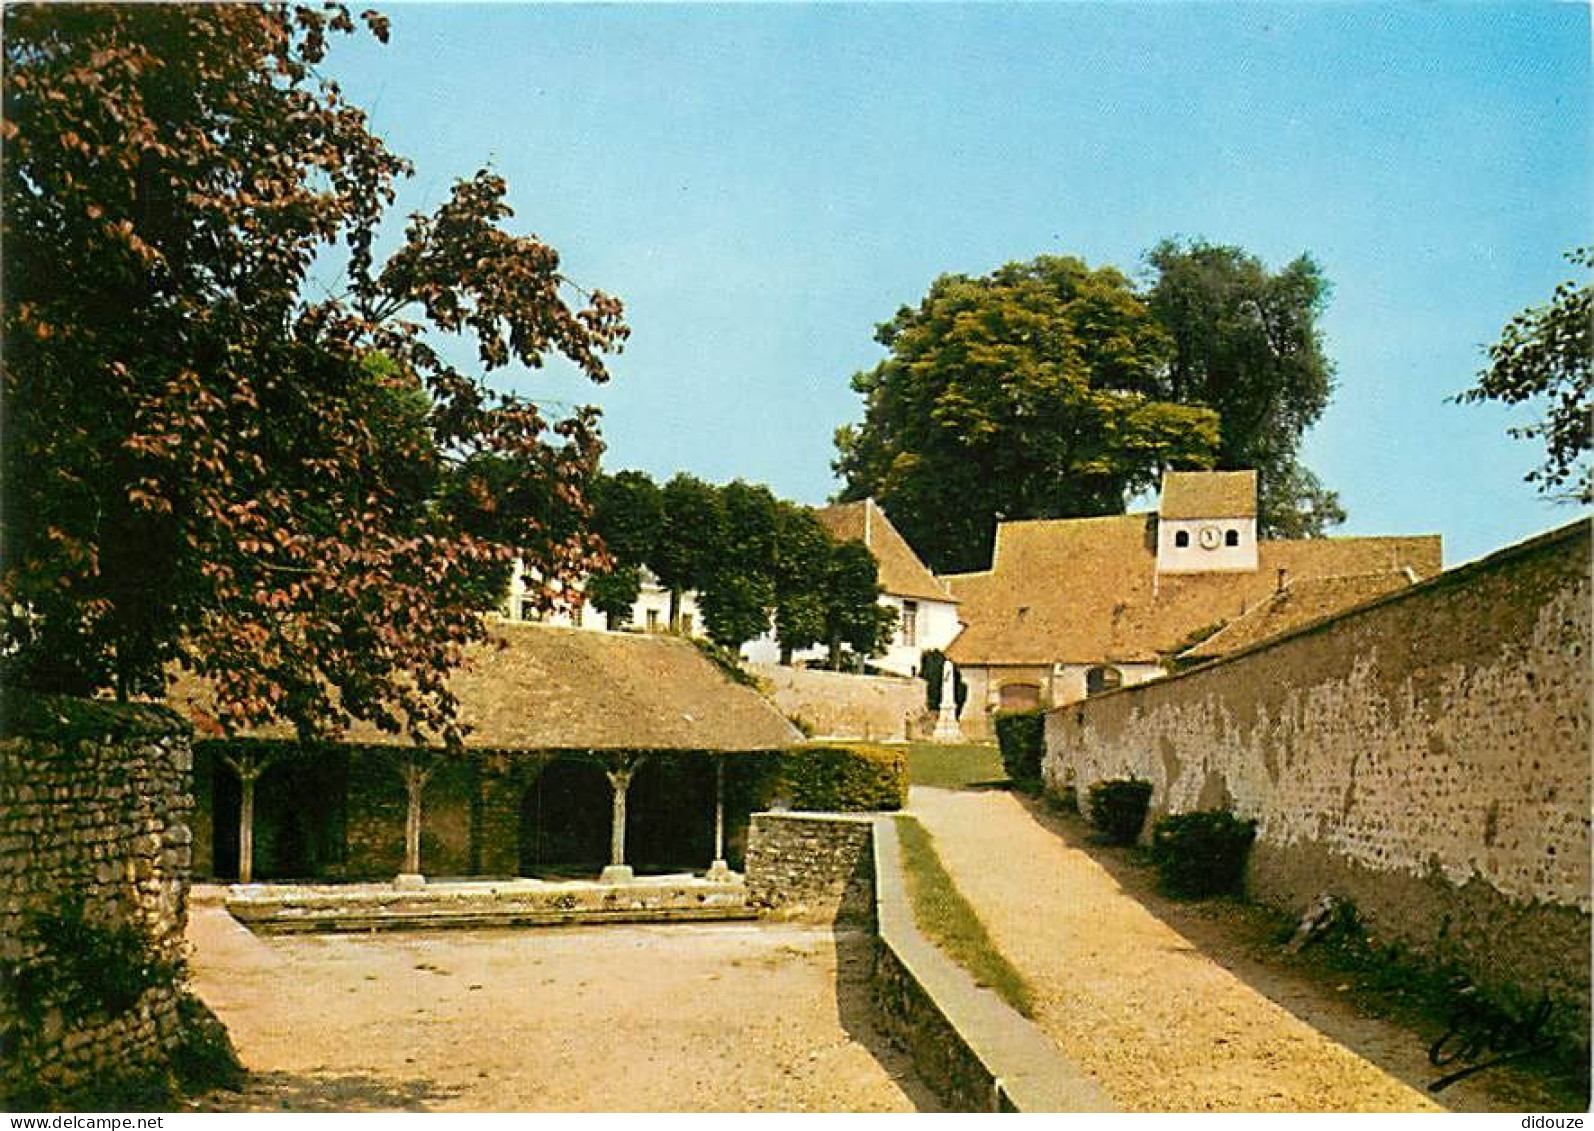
xmin=1155 ymin=470 xmax=1259 ymax=575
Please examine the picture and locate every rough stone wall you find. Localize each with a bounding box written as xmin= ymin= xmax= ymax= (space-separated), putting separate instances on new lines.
xmin=752 ymin=665 xmax=924 ymax=742
xmin=744 ymin=812 xmax=875 ymax=923
xmin=0 ymin=696 xmax=194 ymax=1103
xmin=1045 ymin=521 xmax=1592 ymax=1019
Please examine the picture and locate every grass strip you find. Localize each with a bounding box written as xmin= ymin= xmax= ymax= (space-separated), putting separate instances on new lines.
xmin=892 ymin=814 xmax=1035 ymax=1017
xmin=899 ymin=742 xmax=1007 ymax=790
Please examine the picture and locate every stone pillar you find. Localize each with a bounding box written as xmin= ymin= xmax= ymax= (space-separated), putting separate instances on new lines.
xmin=706 ymin=758 xmax=732 ymax=881
xmin=220 ymin=750 xmax=274 ymax=884
xmin=600 ymin=756 xmax=642 ymax=883
xmin=933 ymin=660 xmax=964 ymax=743
xmin=396 ymin=754 xmax=435 ymax=888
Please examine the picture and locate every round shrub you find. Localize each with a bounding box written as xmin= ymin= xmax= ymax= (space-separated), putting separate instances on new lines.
xmin=1086 ymin=778 xmax=1153 ymax=844
xmin=1150 ymin=809 xmax=1257 ymax=897
xmin=779 ymin=743 xmax=907 ymax=811
xmin=993 ymin=709 xmax=1046 ymax=784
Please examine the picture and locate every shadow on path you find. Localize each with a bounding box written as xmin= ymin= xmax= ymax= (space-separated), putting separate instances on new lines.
xmin=1007 ymin=791 xmax=1585 ymax=1112
xmin=190 ymin=1071 xmax=460 ymax=1113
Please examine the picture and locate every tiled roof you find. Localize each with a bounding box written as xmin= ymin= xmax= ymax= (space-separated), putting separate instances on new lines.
xmin=815 ymin=499 xmax=956 ymax=604
xmin=1160 ymin=470 xmax=1258 ymax=519
xmin=1178 ymin=570 xmax=1421 ymax=660
xmin=943 ymin=512 xmax=1441 ymax=666
xmin=165 ymin=623 xmax=802 ymax=752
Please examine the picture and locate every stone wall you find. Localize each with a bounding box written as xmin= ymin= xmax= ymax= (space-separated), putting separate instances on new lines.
xmin=744 ymin=812 xmax=875 ymax=922
xmin=1045 ymin=520 xmax=1592 ymax=1023
xmin=0 ymin=695 xmax=194 ymax=1104
xmin=751 ymin=665 xmax=925 ymax=742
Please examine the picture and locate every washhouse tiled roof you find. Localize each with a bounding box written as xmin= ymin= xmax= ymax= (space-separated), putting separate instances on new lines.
xmin=166 ymin=623 xmax=803 ymax=752
xmin=1159 ymin=470 xmax=1259 ymax=520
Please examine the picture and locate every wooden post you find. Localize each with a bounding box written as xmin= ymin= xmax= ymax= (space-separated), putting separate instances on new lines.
xmin=706 ymin=758 xmax=731 ymax=881
xmin=397 ymin=754 xmax=436 ymax=888
xmin=221 ymin=750 xmax=274 ymax=885
xmin=600 ymin=755 xmax=642 ymax=883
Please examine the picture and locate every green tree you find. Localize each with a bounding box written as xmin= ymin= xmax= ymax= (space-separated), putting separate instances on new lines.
xmin=0 ymin=5 xmax=627 ymax=742
xmin=585 ymin=470 xmax=663 ymax=628
xmin=771 ymin=502 xmax=832 ymax=663
xmin=1144 ymin=239 xmax=1343 ymax=537
xmin=1455 ymin=246 xmax=1592 ymax=503
xmin=834 ymin=256 xmax=1220 ymax=573
xmin=652 ymin=473 xmax=725 ymax=630
xmin=699 ymin=481 xmax=779 ymax=649
xmin=822 ymin=541 xmax=897 ymax=670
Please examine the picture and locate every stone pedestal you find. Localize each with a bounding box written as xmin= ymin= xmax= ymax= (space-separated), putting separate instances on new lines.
xmin=705 ymin=859 xmax=734 ymax=883
xmin=394 ymin=872 xmax=427 ymax=889
xmin=599 ymin=864 xmax=635 ymax=884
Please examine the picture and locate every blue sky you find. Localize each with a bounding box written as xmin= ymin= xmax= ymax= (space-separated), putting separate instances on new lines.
xmin=327 ymin=3 xmax=1589 ymax=567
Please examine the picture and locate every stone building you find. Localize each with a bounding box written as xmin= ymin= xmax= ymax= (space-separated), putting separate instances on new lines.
xmin=943 ymin=470 xmax=1442 ymax=738
xmin=168 ymin=624 xmax=801 ymax=885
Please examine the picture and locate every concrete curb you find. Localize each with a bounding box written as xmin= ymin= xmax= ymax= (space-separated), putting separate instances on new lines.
xmin=870 ymin=815 xmax=1115 ymax=1113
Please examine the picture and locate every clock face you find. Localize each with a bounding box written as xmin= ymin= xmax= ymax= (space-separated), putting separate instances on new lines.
xmin=1198 ymin=525 xmax=1223 ymax=550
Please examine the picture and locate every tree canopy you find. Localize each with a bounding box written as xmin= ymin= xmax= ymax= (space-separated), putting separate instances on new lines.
xmin=1 ymin=5 xmax=628 ymax=744
xmin=1145 ymin=239 xmax=1342 ymax=537
xmin=833 ymin=255 xmax=1220 ymax=573
xmin=1456 ymin=246 xmax=1592 ymax=504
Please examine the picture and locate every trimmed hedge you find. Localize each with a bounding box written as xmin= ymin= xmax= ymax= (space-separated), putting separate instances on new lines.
xmin=994 ymin=709 xmax=1046 ymax=783
xmin=1150 ymin=810 xmax=1257 ymax=897
xmin=1086 ymin=778 xmax=1153 ymax=844
xmin=778 ymin=743 xmax=907 ymax=811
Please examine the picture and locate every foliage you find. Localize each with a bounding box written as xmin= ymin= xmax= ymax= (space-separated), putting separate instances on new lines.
xmin=652 ymin=474 xmax=726 ymax=629
xmin=0 ymin=5 xmax=626 ymax=744
xmin=902 ymin=742 xmax=1006 ymax=790
xmin=8 ymin=900 xmax=183 ymax=1025
xmin=893 ymin=815 xmax=1036 ymax=1017
xmin=688 ymin=636 xmax=762 ymax=690
xmin=1086 ymin=778 xmax=1154 ymax=844
xmin=584 ymin=563 xmax=642 ymax=628
xmin=778 ymin=743 xmax=907 ymax=811
xmin=591 ymin=470 xmax=665 ymax=566
xmin=1455 ymin=246 xmax=1592 ymax=503
xmin=1149 ymin=809 xmax=1257 ymax=897
xmin=821 ymin=541 xmax=897 ymax=669
xmin=993 ymin=708 xmax=1046 ymax=784
xmin=1145 ymin=239 xmax=1342 ymax=538
xmin=700 ymin=481 xmax=779 ymax=649
xmin=770 ymin=501 xmax=832 ymax=662
xmin=920 ymin=649 xmax=968 ymax=715
xmin=833 ymin=255 xmax=1222 ymax=572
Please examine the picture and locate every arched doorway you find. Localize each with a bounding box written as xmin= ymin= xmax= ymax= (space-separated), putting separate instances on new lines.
xmin=998 ymin=682 xmax=1042 ymax=711
xmin=625 ymin=756 xmax=714 ymax=874
xmin=519 ymin=759 xmax=611 ymax=877
xmin=1086 ymin=665 xmax=1123 ymax=697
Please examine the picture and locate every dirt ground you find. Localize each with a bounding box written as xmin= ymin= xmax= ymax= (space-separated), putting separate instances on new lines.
xmin=909 ymin=785 xmax=1577 ymax=1113
xmin=184 ymin=899 xmax=939 ymax=1113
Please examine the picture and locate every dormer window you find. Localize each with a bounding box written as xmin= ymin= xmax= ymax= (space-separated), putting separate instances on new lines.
xmin=1226 ymin=529 xmax=1240 ymax=547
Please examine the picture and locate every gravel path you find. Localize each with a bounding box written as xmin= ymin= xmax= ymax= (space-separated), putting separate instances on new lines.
xmin=185 ymin=900 xmax=936 ymax=1112
xmin=909 ymin=786 xmax=1443 ymax=1113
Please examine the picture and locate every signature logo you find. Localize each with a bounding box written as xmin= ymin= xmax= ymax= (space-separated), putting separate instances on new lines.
xmin=1427 ymin=983 xmax=1556 ymax=1093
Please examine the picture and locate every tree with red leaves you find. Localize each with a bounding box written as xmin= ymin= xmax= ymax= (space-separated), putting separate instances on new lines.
xmin=1 ymin=4 xmax=628 ymax=744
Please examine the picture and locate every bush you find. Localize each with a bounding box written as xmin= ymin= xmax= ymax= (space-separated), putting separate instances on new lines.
xmin=993 ymin=709 xmax=1046 ymax=784
xmin=778 ymin=744 xmax=907 ymax=811
xmin=1150 ymin=810 xmax=1257 ymax=897
xmin=1086 ymin=778 xmax=1153 ymax=844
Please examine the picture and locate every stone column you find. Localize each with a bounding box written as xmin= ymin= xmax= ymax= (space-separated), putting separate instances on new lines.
xmin=220 ymin=750 xmax=274 ymax=884
xmin=600 ymin=756 xmax=642 ymax=883
xmin=933 ymin=660 xmax=964 ymax=742
xmin=706 ymin=758 xmax=732 ymax=881
xmin=396 ymin=753 xmax=436 ymax=889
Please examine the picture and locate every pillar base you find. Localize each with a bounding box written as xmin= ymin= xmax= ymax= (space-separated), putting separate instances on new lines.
xmin=705 ymin=859 xmax=734 ymax=882
xmin=598 ymin=864 xmax=635 ymax=884
xmin=393 ymin=872 xmax=427 ymax=889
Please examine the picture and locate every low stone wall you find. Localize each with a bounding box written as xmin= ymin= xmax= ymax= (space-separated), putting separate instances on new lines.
xmin=744 ymin=812 xmax=875 ymax=923
xmin=744 ymin=811 xmax=1111 ymax=1110
xmin=0 ymin=695 xmax=195 ymax=1104
xmin=752 ymin=665 xmax=925 ymax=742
xmin=1045 ymin=520 xmax=1592 ymax=1029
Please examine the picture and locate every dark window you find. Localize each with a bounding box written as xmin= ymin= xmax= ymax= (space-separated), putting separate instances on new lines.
xmin=1174 ymin=530 xmax=1190 ymax=548
xmin=1225 ymin=529 xmax=1240 ymax=547
xmin=1086 ymin=665 xmax=1123 ymax=696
